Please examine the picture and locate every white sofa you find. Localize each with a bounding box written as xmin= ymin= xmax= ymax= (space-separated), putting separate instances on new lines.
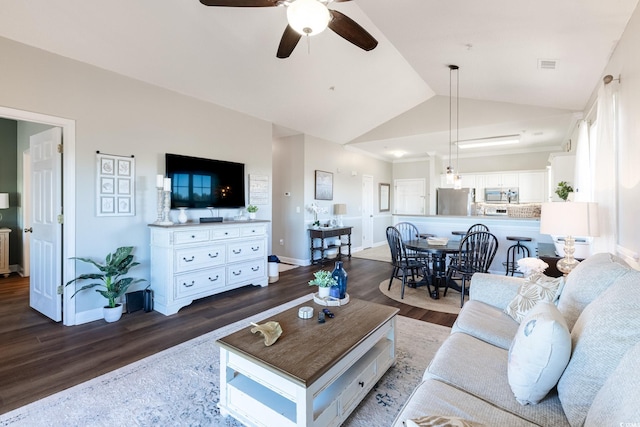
xmin=392 ymin=253 xmax=640 ymax=427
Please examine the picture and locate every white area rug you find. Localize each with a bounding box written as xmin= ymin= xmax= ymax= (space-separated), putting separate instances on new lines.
xmin=0 ymin=294 xmax=451 ymax=427
xmin=352 ymin=245 xmax=391 ymax=262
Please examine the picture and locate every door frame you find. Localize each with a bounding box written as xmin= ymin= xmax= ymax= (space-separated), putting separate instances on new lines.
xmin=0 ymin=106 xmax=77 ymax=326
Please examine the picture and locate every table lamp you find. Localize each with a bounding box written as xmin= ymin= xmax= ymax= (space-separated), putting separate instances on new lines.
xmin=0 ymin=193 xmax=8 ymax=221
xmin=333 ymin=203 xmax=347 ymax=227
xmin=540 ymin=202 xmax=599 ymax=275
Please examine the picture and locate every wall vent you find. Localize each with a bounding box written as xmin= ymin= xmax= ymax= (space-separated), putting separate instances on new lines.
xmin=538 ymin=59 xmax=558 ymax=70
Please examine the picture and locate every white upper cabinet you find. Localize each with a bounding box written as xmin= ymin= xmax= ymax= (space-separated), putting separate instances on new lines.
xmin=483 ymin=172 xmax=519 ymax=188
xmin=518 ymin=171 xmax=547 ymax=203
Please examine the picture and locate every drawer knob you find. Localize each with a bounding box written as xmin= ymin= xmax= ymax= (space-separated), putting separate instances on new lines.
xmin=183 ymin=281 xmax=195 ymax=288
xmin=183 ymin=256 xmax=195 ymax=262
xmin=209 ymin=275 xmax=219 ymax=282
xmin=252 ymin=266 xmax=260 ymax=272
xmin=251 ymin=246 xmax=259 ymax=251
xmin=359 ymin=381 xmax=364 ymax=388
xmin=233 ymin=249 xmax=242 ymax=254
xmin=208 ymin=252 xmax=219 ymax=258
xmin=232 ymin=270 xmax=242 ymax=276
xmin=191 ymin=235 xmax=195 ymax=239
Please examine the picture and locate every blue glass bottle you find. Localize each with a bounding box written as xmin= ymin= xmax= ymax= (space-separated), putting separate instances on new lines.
xmin=331 ymin=261 xmax=348 ymax=299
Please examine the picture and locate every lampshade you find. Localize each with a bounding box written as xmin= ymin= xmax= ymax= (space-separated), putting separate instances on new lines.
xmin=287 ymin=0 xmax=330 ymax=36
xmin=540 ymin=202 xmax=599 ymax=237
xmin=333 ymin=203 xmax=347 ymax=215
xmin=0 ymin=193 xmax=8 ymax=209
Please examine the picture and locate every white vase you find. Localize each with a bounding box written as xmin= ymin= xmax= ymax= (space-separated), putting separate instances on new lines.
xmin=103 ymin=304 xmax=123 ymax=323
xmin=248 ymin=212 xmax=256 ymax=220
xmin=318 ymin=286 xmax=331 ymax=298
xmin=177 ymin=207 xmax=188 ymax=224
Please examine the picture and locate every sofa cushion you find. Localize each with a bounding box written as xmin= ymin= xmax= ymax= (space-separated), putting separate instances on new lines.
xmin=557 ymin=269 xmax=640 ymax=427
xmin=391 ymin=379 xmax=542 ymax=427
xmin=452 ymin=300 xmax=519 ymax=350
xmin=508 ymin=302 xmax=571 ymax=405
xmin=468 ymin=273 xmax=523 ymax=310
xmin=425 ymin=333 xmax=569 ymax=426
xmin=585 ymin=341 xmax=640 ymax=427
xmin=505 ymin=275 xmax=564 ymax=323
xmin=556 ymin=252 xmax=629 ymax=330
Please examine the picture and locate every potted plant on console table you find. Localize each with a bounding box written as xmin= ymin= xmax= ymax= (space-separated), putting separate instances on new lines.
xmin=66 ymin=246 xmax=145 ymax=323
xmin=247 ymin=204 xmax=258 ymax=219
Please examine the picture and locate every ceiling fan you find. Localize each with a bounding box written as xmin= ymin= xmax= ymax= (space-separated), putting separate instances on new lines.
xmin=199 ymin=0 xmax=378 ymax=58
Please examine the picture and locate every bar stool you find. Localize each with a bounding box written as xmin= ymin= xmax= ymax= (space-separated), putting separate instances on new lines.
xmin=504 ymin=236 xmax=532 ymax=276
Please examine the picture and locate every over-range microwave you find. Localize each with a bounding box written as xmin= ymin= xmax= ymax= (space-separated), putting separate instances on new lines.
xmin=484 ymin=188 xmax=519 ymax=204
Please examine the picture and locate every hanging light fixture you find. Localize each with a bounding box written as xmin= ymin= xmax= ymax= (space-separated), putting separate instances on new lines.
xmin=287 ymin=0 xmax=331 ymax=37
xmin=445 ymin=65 xmax=457 ymax=185
xmin=452 ymin=65 xmax=462 ymax=189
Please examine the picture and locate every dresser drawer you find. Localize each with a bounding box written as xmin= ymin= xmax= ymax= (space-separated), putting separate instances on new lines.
xmin=227 ymin=259 xmax=266 ymax=285
xmin=175 ymin=244 xmax=226 ymax=272
xmin=339 ymin=358 xmax=377 ymax=416
xmin=173 ymin=230 xmax=210 ymax=245
xmin=241 ymin=225 xmax=266 ymax=237
xmin=211 ymin=227 xmax=240 ymax=240
xmin=228 ymin=240 xmax=266 ymax=262
xmin=174 ymin=267 xmax=226 ymax=299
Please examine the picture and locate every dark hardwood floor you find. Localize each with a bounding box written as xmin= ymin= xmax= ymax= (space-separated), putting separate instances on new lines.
xmin=0 ymin=257 xmax=457 ymax=414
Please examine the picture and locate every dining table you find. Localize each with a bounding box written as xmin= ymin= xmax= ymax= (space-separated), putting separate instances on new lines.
xmin=404 ymin=239 xmax=461 ymax=299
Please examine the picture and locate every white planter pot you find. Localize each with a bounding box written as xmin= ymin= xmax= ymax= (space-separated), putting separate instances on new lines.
xmin=103 ymin=304 xmax=123 ymax=323
xmin=318 ymin=286 xmax=331 ymax=298
xmin=248 ymin=212 xmax=256 ymax=220
xmin=177 ymin=208 xmax=188 ymax=224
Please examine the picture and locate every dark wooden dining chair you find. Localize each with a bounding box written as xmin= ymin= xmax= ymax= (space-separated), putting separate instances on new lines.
xmin=394 ymin=222 xmax=422 ymax=259
xmin=445 ymin=231 xmax=498 ymax=307
xmin=386 ymin=226 xmax=431 ymax=299
xmin=467 ymin=223 xmax=490 ymax=234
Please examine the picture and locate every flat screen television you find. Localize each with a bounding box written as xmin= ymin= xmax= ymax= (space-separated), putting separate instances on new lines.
xmin=165 ymin=153 xmax=246 ymax=209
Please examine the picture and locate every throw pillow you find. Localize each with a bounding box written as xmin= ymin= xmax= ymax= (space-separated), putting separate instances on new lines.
xmin=405 ymin=415 xmax=486 ymax=427
xmin=505 ymin=274 xmax=564 ymax=323
xmin=508 ymin=302 xmax=571 ymax=405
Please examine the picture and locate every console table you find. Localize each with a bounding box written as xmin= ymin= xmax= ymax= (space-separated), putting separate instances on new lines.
xmin=309 ymin=226 xmax=352 ymax=266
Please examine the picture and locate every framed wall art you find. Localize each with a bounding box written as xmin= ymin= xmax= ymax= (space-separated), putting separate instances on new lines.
xmin=96 ymin=152 xmax=135 ymax=216
xmin=314 ymin=170 xmax=333 ymax=200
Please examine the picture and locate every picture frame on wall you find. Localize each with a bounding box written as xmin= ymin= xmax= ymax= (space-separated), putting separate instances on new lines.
xmin=379 ymin=183 xmax=390 ymax=212
xmin=96 ymin=152 xmax=135 ymax=216
xmin=314 ymin=170 xmax=333 ymax=200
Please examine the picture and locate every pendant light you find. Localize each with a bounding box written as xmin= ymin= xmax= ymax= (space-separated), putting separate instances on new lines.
xmin=445 ymin=65 xmax=457 ymax=185
xmin=450 ymin=65 xmax=462 ymax=190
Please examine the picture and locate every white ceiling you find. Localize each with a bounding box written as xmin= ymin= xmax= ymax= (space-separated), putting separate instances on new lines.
xmin=0 ymin=0 xmax=637 ymax=161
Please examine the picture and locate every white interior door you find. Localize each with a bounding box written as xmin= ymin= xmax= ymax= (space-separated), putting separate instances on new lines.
xmin=29 ymin=128 xmax=62 ymax=322
xmin=361 ymin=175 xmax=374 ymax=249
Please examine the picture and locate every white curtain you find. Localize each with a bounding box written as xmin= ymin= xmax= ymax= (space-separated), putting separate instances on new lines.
xmin=573 ymin=119 xmax=592 ymax=201
xmin=591 ymin=83 xmax=617 ymax=253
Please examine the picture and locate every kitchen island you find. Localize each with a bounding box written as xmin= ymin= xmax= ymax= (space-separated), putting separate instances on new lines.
xmin=393 ymin=215 xmax=552 ymax=275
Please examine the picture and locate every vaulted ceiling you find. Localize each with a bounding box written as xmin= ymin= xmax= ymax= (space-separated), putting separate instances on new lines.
xmin=0 ymin=0 xmax=637 ymax=161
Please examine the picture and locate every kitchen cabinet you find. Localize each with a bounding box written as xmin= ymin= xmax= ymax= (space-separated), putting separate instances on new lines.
xmin=483 ymin=172 xmax=519 ymax=189
xmin=439 ymin=174 xmax=476 ymax=190
xmin=518 ymin=171 xmax=547 ymax=203
xmin=149 ymin=221 xmax=269 ymax=315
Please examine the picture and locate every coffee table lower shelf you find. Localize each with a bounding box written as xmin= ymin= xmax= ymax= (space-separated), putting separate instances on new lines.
xmin=218 ymin=317 xmax=396 ymax=427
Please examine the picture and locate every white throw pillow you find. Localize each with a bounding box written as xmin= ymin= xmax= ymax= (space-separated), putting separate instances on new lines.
xmin=508 ymin=301 xmax=571 ymax=405
xmin=505 ymin=274 xmax=564 ymax=323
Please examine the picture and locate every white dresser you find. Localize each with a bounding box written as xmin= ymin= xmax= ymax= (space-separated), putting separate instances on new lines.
xmin=0 ymin=228 xmax=11 ymax=277
xmin=149 ymin=221 xmax=269 ymax=315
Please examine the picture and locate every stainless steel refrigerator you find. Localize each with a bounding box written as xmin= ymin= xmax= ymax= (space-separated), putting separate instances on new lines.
xmin=436 ymin=188 xmax=475 ymax=216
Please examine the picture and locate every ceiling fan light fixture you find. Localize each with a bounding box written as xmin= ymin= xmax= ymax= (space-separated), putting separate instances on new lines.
xmin=287 ymin=0 xmax=330 ymax=36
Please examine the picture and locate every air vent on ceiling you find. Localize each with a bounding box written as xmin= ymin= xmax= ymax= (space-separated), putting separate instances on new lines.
xmin=538 ymin=59 xmax=558 ymax=70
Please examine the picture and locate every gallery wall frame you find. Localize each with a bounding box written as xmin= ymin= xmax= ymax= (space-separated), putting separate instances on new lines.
xmin=96 ymin=152 xmax=135 ymax=216
xmin=314 ymin=170 xmax=333 ymax=200
xmin=379 ymin=183 xmax=390 ymax=212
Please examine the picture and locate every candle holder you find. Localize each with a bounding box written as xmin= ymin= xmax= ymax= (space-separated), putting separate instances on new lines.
xmin=157 ymin=190 xmax=174 ymax=225
xmin=153 ymin=187 xmax=164 ymax=224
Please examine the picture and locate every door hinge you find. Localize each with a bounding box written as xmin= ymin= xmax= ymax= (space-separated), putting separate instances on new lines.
xmin=57 ymin=143 xmax=63 ymax=153
xmin=57 ymin=285 xmax=63 ymax=295
xmin=57 ymin=214 xmax=63 ymax=224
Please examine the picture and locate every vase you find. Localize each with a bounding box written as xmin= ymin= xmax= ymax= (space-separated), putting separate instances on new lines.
xmin=248 ymin=212 xmax=256 ymax=220
xmin=330 ymin=285 xmax=341 ymax=299
xmin=103 ymin=304 xmax=123 ymax=323
xmin=331 ymin=261 xmax=348 ymax=299
xmin=177 ymin=207 xmax=188 ymax=224
xmin=318 ymin=286 xmax=331 ymax=298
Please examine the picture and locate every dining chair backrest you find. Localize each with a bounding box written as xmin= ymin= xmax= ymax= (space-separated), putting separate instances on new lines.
xmin=457 ymin=231 xmax=499 ymax=274
xmin=466 ymin=223 xmax=489 ymax=235
xmin=395 ymin=222 xmax=420 ymax=242
xmin=386 ymin=226 xmax=408 ymax=267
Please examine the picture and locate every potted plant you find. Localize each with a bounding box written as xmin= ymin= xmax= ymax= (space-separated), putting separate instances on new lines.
xmin=66 ymin=246 xmax=145 ymax=323
xmin=308 ymin=269 xmax=337 ymax=298
xmin=247 ymin=204 xmax=258 ymax=219
xmin=555 ymin=181 xmax=574 ymax=201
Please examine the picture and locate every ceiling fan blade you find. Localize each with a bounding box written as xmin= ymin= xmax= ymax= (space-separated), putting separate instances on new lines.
xmin=328 ymin=10 xmax=378 ymax=51
xmin=277 ymin=25 xmax=302 ymax=58
xmin=199 ymin=0 xmax=278 ymax=6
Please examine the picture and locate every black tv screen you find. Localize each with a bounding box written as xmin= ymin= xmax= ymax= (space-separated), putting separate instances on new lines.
xmin=165 ymin=153 xmax=246 ymax=209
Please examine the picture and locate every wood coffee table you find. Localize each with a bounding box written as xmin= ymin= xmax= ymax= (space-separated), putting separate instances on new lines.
xmin=217 ymin=298 xmax=399 ymax=427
